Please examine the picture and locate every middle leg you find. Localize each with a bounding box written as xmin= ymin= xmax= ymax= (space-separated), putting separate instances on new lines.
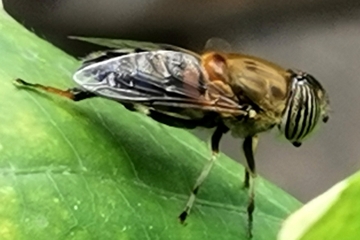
xmin=242 ymin=135 xmax=259 ymax=238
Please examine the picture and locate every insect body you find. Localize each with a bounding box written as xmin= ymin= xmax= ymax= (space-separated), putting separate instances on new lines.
xmin=15 ymin=40 xmax=329 ymax=238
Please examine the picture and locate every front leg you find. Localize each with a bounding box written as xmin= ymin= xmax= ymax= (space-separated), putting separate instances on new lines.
xmin=243 ymin=135 xmax=259 ymax=239
xmin=14 ymin=78 xmax=96 ymax=101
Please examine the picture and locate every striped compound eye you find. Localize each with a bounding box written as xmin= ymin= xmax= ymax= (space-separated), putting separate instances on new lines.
xmin=279 ymin=71 xmax=329 ymax=147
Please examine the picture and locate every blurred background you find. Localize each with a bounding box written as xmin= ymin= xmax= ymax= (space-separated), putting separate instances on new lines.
xmin=3 ymin=0 xmax=360 ymax=202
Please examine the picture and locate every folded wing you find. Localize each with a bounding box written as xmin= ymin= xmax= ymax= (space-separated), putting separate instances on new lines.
xmin=74 ymin=50 xmax=248 ymax=127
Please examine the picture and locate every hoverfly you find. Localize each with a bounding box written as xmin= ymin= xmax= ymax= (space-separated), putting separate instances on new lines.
xmin=14 ymin=37 xmax=330 ymax=238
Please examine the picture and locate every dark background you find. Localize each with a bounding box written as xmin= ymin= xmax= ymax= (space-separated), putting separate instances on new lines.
xmin=4 ymin=0 xmax=360 ymax=202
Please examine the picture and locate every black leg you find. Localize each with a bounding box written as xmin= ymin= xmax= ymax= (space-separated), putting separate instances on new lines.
xmin=243 ymin=135 xmax=258 ymax=239
xmin=179 ymin=123 xmax=228 ymax=223
xmin=14 ymin=78 xmax=96 ymax=101
xmin=244 ymin=169 xmax=250 ymax=189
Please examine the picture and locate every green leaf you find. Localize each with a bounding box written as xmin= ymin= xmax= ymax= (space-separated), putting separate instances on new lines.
xmin=278 ymin=171 xmax=360 ymax=240
xmin=0 ymin=9 xmax=301 ymax=240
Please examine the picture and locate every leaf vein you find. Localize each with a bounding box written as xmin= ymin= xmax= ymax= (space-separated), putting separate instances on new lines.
xmin=25 ymin=93 xmax=86 ymax=170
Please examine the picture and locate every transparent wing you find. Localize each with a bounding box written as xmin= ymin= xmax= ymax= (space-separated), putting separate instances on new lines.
xmin=70 ymin=36 xmax=200 ymax=60
xmin=203 ymin=37 xmax=232 ymax=53
xmin=73 ymin=50 xmax=248 ymax=118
